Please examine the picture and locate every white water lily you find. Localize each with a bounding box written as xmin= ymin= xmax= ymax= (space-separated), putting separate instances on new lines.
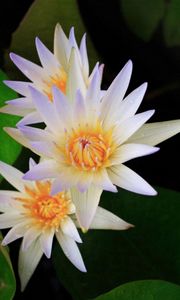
xmin=6 ymin=60 xmax=180 ymax=231
xmin=0 ymin=24 xmax=100 ymax=125
xmin=0 ymin=159 xmax=132 ymax=290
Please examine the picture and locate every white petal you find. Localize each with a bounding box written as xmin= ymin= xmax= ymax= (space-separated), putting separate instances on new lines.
xmin=93 ymin=169 xmax=117 ymax=192
xmin=66 ymin=48 xmax=86 ymax=101
xmin=10 ymin=53 xmax=46 ymax=84
xmin=70 ymin=185 xmax=102 ymax=230
xmin=74 ymin=89 xmax=86 ymax=123
xmin=35 ymin=37 xmax=60 ymax=73
xmin=69 ymin=27 xmax=82 ymax=64
xmin=0 ymin=190 xmax=21 ymax=212
xmin=89 ymin=206 xmax=134 ymax=230
xmin=29 ymin=141 xmax=56 ymax=157
xmin=101 ymin=60 xmax=133 ymax=125
xmin=19 ymin=125 xmax=52 ymax=142
xmin=56 ymin=230 xmax=86 ymax=272
xmin=52 ymin=86 xmax=72 ymax=127
xmin=114 ymin=110 xmax=155 ymax=145
xmin=22 ymin=227 xmax=41 ymax=251
xmin=61 ymin=216 xmax=82 ymax=243
xmin=0 ymin=104 xmax=30 ymax=116
xmin=54 ymin=23 xmax=71 ymax=71
xmin=6 ymin=97 xmax=33 ymax=110
xmin=2 ymin=221 xmax=29 ymax=245
xmin=128 ymin=120 xmax=180 ymax=146
xmin=40 ymin=229 xmax=54 ymax=258
xmin=29 ymin=87 xmax=58 ymax=132
xmin=17 ymin=111 xmax=42 ymax=126
xmin=111 ymin=143 xmax=159 ymax=165
xmin=79 ymin=34 xmax=89 ymax=78
xmin=4 ymin=127 xmax=30 ymax=148
xmin=50 ymin=168 xmax=79 ymax=194
xmin=18 ymin=238 xmax=43 ymax=291
xmin=0 ymin=161 xmax=25 ymax=192
xmin=23 ymin=159 xmax=59 ymax=181
xmin=86 ymin=68 xmax=101 ymax=110
xmin=3 ymin=80 xmax=32 ymax=97
xmin=118 ymin=82 xmax=148 ymax=123
xmin=0 ymin=211 xmax=23 ymax=229
xmin=29 ymin=158 xmax=37 ymax=170
xmin=108 ymin=164 xmax=157 ymax=196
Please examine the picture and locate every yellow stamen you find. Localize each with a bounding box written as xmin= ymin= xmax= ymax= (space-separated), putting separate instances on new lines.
xmin=65 ymin=121 xmax=116 ymax=171
xmin=43 ymin=68 xmax=67 ymax=101
xmin=18 ymin=181 xmax=72 ymax=230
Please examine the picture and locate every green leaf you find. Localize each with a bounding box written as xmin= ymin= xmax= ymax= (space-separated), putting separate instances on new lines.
xmin=121 ymin=0 xmax=165 ymax=41
xmin=0 ymin=70 xmax=21 ymax=181
xmin=94 ymin=280 xmax=180 ymax=300
xmin=53 ymin=187 xmax=180 ymax=300
xmin=5 ymin=0 xmax=98 ymax=79
xmin=163 ymin=0 xmax=180 ymax=47
xmin=0 ymin=232 xmax=16 ymax=300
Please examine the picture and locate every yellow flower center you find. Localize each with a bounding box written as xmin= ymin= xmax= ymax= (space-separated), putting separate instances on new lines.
xmin=65 ymin=122 xmax=115 ymax=171
xmin=43 ymin=68 xmax=67 ymax=101
xmin=19 ymin=181 xmax=72 ymax=230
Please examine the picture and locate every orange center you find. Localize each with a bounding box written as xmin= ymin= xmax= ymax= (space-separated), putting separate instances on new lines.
xmin=19 ymin=181 xmax=72 ymax=230
xmin=43 ymin=68 xmax=67 ymax=101
xmin=65 ymin=122 xmax=115 ymax=171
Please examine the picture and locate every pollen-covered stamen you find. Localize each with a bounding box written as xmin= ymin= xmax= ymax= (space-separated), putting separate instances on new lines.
xmin=65 ymin=123 xmax=115 ymax=171
xmin=43 ymin=68 xmax=67 ymax=101
xmin=19 ymin=181 xmax=73 ymax=230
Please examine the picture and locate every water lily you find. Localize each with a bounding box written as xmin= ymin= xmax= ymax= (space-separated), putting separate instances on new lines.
xmin=4 ymin=61 xmax=180 ymax=231
xmin=0 ymin=24 xmax=101 ymax=125
xmin=0 ymin=159 xmax=131 ymax=290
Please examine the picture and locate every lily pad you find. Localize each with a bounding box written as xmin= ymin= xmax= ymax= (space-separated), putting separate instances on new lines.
xmin=53 ymin=186 xmax=180 ymax=299
xmin=94 ymin=280 xmax=180 ymax=300
xmin=0 ymin=232 xmax=16 ymax=300
xmin=5 ymin=0 xmax=99 ymax=79
xmin=0 ymin=69 xmax=21 ymax=181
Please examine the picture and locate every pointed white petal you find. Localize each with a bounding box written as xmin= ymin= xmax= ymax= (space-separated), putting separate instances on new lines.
xmin=17 ymin=111 xmax=42 ymax=126
xmin=6 ymin=97 xmax=33 ymax=110
xmin=111 ymin=143 xmax=159 ymax=165
xmin=89 ymin=206 xmax=134 ymax=230
xmin=19 ymin=125 xmax=52 ymax=142
xmin=101 ymin=60 xmax=133 ymax=125
xmin=0 ymin=161 xmax=25 ymax=192
xmin=128 ymin=120 xmax=180 ymax=146
xmin=61 ymin=216 xmax=82 ymax=243
xmin=10 ymin=53 xmax=46 ymax=84
xmin=29 ymin=87 xmax=58 ymax=132
xmin=0 ymin=191 xmax=21 ymax=212
xmin=52 ymin=86 xmax=72 ymax=126
xmin=50 ymin=167 xmax=79 ymax=194
xmin=66 ymin=48 xmax=86 ymax=101
xmin=29 ymin=158 xmax=37 ymax=170
xmin=79 ymin=34 xmax=89 ymax=78
xmin=35 ymin=37 xmax=59 ymax=73
xmin=40 ymin=229 xmax=54 ymax=258
xmin=86 ymin=68 xmax=101 ymax=110
xmin=0 ymin=104 xmax=30 ymax=116
xmin=23 ymin=159 xmax=59 ymax=181
xmin=56 ymin=231 xmax=86 ymax=272
xmin=54 ymin=23 xmax=71 ymax=71
xmin=29 ymin=141 xmax=56 ymax=157
xmin=70 ymin=186 xmax=102 ymax=230
xmin=18 ymin=238 xmax=43 ymax=291
xmin=74 ymin=89 xmax=86 ymax=122
xmin=69 ymin=27 xmax=81 ymax=64
xmin=93 ymin=169 xmax=117 ymax=192
xmin=114 ymin=110 xmax=155 ymax=145
xmin=2 ymin=221 xmax=29 ymax=245
xmin=22 ymin=227 xmax=41 ymax=251
xmin=3 ymin=80 xmax=32 ymax=96
xmin=118 ymin=82 xmax=148 ymax=123
xmin=4 ymin=127 xmax=30 ymax=148
xmin=0 ymin=212 xmax=23 ymax=229
xmin=108 ymin=164 xmax=157 ymax=195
